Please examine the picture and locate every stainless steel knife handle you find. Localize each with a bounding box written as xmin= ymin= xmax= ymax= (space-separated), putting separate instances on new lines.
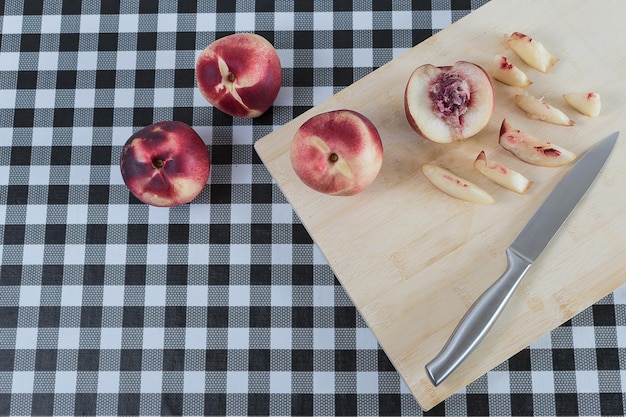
xmin=425 ymin=248 xmax=532 ymax=386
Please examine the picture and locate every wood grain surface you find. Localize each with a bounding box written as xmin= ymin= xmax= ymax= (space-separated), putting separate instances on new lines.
xmin=254 ymin=0 xmax=626 ymax=410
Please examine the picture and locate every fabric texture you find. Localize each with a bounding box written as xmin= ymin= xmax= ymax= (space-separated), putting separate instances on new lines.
xmin=1 ymin=1 xmax=625 ymax=416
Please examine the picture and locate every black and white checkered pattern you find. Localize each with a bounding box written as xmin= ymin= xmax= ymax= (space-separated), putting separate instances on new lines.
xmin=1 ymin=1 xmax=625 ymax=416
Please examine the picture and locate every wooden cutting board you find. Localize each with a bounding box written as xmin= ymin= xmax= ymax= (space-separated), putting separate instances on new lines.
xmin=254 ymin=0 xmax=626 ymax=410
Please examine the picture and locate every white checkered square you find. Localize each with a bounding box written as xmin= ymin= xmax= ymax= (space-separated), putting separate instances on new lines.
xmin=183 ymin=371 xmax=205 ymax=393
xmin=100 ymin=328 xmax=123 ymax=349
xmin=313 ymin=372 xmax=334 ymax=394
xmin=157 ymin=13 xmax=178 ymax=32
xmin=113 ymin=88 xmax=135 ymax=108
xmin=229 ymin=285 xmax=250 ymax=307
xmin=270 ymin=372 xmax=291 ymax=393
xmin=57 ymin=327 xmax=81 ymax=349
xmin=2 ymin=15 xmax=23 ymax=33
xmin=118 ymin=14 xmax=140 ymax=32
xmin=21 ymin=244 xmax=45 ymax=265
xmin=392 ymin=10 xmax=413 ymax=29
xmin=98 ymin=372 xmax=120 ymax=393
xmin=234 ymin=13 xmax=256 ymax=32
xmin=270 ymin=328 xmax=292 ymax=349
xmin=226 ymin=371 xmax=249 ymax=394
xmin=352 ymin=11 xmax=373 ymax=30
xmin=38 ymin=52 xmax=59 ymax=70
xmin=195 ymin=13 xmax=216 ymax=33
xmin=140 ymin=371 xmax=163 ymax=393
xmin=230 ymin=244 xmax=251 ymax=264
xmin=55 ymin=371 xmax=78 ymax=393
xmin=144 ymin=286 xmax=166 ymax=306
xmin=431 ymin=10 xmax=452 ymax=29
xmin=353 ymin=48 xmax=373 ymax=67
xmin=228 ymin=328 xmax=249 ymax=350
xmin=313 ymin=12 xmax=334 ymax=30
xmin=576 ymin=370 xmax=600 ymax=393
xmin=313 ymin=328 xmax=334 ymax=350
xmin=79 ymin=15 xmax=101 ymax=33
xmin=76 ymin=51 xmax=100 ymax=70
xmin=12 ymin=372 xmax=34 ymax=393
xmin=184 ymin=328 xmax=207 ymax=349
xmin=572 ymin=326 xmax=596 ymax=348
xmin=34 ymin=89 xmax=56 ymax=108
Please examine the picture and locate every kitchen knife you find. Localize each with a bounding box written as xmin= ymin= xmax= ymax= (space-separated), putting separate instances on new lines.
xmin=425 ymin=131 xmax=619 ymax=387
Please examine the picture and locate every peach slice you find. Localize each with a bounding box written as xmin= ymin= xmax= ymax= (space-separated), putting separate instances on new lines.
xmin=506 ymin=32 xmax=559 ymax=73
xmin=491 ymin=55 xmax=532 ymax=88
xmin=499 ymin=119 xmax=576 ymax=167
xmin=515 ymin=94 xmax=574 ymax=126
xmin=474 ymin=151 xmax=533 ymax=195
xmin=422 ymin=164 xmax=495 ymax=205
xmin=563 ymin=92 xmax=601 ymax=117
xmin=404 ymin=61 xmax=495 ymax=143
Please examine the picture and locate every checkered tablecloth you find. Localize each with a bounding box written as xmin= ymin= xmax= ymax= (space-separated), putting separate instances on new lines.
xmin=1 ymin=1 xmax=625 ymax=416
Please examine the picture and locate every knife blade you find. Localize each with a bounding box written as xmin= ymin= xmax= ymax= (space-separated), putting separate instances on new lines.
xmin=425 ymin=131 xmax=619 ymax=387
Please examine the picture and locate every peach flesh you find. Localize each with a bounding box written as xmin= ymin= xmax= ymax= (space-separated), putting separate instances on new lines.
xmin=491 ymin=55 xmax=532 ymax=87
xmin=474 ymin=151 xmax=533 ymax=194
xmin=507 ymin=32 xmax=558 ymax=74
xmin=431 ymin=71 xmax=470 ymax=130
xmin=563 ymin=92 xmax=601 ymax=117
xmin=515 ymin=94 xmax=574 ymax=126
xmin=196 ymin=33 xmax=281 ymax=118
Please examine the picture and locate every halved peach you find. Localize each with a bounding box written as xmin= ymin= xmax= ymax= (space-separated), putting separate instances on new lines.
xmin=422 ymin=164 xmax=495 ymax=205
xmin=474 ymin=151 xmax=533 ymax=195
xmin=515 ymin=94 xmax=574 ymax=126
xmin=506 ymin=32 xmax=558 ymax=73
xmin=404 ymin=61 xmax=495 ymax=143
xmin=499 ymin=119 xmax=576 ymax=167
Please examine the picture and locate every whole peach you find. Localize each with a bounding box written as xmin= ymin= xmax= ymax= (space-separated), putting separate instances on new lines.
xmin=404 ymin=61 xmax=495 ymax=143
xmin=290 ymin=109 xmax=384 ymax=196
xmin=120 ymin=121 xmax=210 ymax=207
xmin=196 ymin=33 xmax=282 ymax=118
